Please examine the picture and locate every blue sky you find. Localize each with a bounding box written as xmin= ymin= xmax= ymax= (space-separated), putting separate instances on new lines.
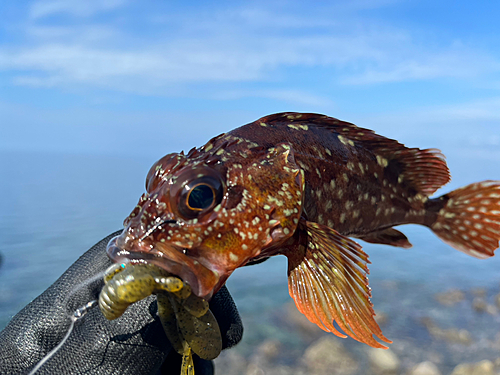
xmin=1 ymin=0 xmax=500 ymax=157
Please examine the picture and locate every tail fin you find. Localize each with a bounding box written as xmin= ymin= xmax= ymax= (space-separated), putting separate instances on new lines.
xmin=431 ymin=181 xmax=500 ymax=259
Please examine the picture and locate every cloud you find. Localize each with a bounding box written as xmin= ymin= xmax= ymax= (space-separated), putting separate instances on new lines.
xmin=24 ymin=24 xmax=119 ymax=42
xmin=212 ymin=89 xmax=335 ymax=108
xmin=1 ymin=1 xmax=499 ymax=96
xmin=370 ymin=96 xmax=500 ymax=124
xmin=29 ymin=0 xmax=127 ymax=19
xmin=428 ymin=97 xmax=500 ymax=122
xmin=342 ymin=47 xmax=500 ymax=85
xmin=0 ymin=43 xmax=265 ymax=89
xmin=350 ymin=96 xmax=500 ymax=150
xmin=0 ymin=32 xmax=432 ymax=92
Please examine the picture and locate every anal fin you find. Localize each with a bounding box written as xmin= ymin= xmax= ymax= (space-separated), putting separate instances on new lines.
xmin=357 ymin=228 xmax=412 ymax=249
xmin=284 ymin=220 xmax=392 ymax=349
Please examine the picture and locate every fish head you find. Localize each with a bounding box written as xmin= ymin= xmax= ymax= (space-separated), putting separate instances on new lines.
xmin=107 ymin=140 xmax=304 ymax=299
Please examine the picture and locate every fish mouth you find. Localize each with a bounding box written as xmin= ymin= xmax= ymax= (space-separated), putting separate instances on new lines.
xmin=106 ymin=235 xmax=220 ymax=299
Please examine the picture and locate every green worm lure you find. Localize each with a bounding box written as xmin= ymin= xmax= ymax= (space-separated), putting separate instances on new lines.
xmin=99 ymin=263 xmax=222 ymax=375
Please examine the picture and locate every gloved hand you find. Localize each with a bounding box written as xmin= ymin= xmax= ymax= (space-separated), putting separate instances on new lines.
xmin=0 ymin=231 xmax=243 ymax=375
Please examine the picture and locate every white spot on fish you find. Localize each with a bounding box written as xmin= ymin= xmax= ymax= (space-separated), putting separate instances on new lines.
xmin=376 ymin=155 xmax=389 ymax=167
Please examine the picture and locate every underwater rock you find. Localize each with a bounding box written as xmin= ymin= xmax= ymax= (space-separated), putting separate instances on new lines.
xmin=471 ymin=288 xmax=487 ymax=297
xmin=302 ymin=336 xmax=357 ymax=375
xmin=213 ymin=350 xmax=248 ymax=374
xmin=246 ymin=339 xmax=282 ymax=371
xmin=407 ymin=361 xmax=442 ymax=375
xmin=245 ymin=339 xmax=310 ymax=375
xmin=434 ymin=289 xmax=465 ymax=306
xmin=494 ymin=293 xmax=500 ymax=309
xmin=472 ymin=297 xmax=488 ymax=312
xmin=450 ymin=359 xmax=495 ymax=375
xmin=254 ymin=339 xmax=281 ymax=360
xmin=420 ymin=317 xmax=473 ymax=345
xmin=374 ymin=310 xmax=388 ymax=326
xmin=247 ymin=364 xmax=307 ymax=375
xmin=246 ymin=363 xmax=307 ymax=375
xmin=367 ymin=347 xmax=400 ymax=374
xmin=284 ymin=302 xmax=323 ymax=339
xmin=472 ymin=298 xmax=497 ymax=314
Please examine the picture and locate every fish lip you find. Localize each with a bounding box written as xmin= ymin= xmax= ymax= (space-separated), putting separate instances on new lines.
xmin=105 ymin=235 xmax=219 ymax=299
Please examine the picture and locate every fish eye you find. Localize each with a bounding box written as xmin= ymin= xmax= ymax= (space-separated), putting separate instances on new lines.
xmin=176 ymin=175 xmax=224 ymax=219
xmin=187 ymin=183 xmax=216 ymax=211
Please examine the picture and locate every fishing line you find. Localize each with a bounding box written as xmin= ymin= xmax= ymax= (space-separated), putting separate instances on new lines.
xmin=27 ymin=300 xmax=98 ymax=375
xmin=63 ymin=269 xmax=109 ymax=306
xmin=27 ymin=265 xmax=117 ymax=375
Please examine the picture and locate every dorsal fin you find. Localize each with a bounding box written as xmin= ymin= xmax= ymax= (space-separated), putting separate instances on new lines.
xmin=263 ymin=112 xmax=451 ymax=196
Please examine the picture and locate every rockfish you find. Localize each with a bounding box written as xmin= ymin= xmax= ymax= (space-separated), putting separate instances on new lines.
xmin=106 ymin=112 xmax=500 ymax=348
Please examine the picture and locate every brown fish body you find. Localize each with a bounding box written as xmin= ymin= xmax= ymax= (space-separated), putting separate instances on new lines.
xmin=228 ymin=113 xmax=444 ymax=239
xmin=108 ymin=112 xmax=500 ymax=349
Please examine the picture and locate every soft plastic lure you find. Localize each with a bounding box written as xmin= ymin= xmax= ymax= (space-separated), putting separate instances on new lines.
xmin=99 ymin=263 xmax=221 ymax=375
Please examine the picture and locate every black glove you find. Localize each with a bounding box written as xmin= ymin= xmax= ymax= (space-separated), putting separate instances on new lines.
xmin=0 ymin=231 xmax=243 ymax=375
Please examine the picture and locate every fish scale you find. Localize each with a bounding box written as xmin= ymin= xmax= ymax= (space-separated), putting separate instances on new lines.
xmin=229 ymin=113 xmax=439 ymax=237
xmin=105 ymin=112 xmax=500 ymax=351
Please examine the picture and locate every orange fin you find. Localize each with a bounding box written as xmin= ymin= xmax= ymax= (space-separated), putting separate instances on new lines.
xmin=431 ymin=180 xmax=500 ymax=258
xmin=285 ymin=220 xmax=392 ymax=349
xmin=358 ymin=228 xmax=412 ymax=249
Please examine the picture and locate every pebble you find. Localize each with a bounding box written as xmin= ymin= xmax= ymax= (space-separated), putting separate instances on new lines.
xmin=213 ymin=350 xmax=248 ymax=374
xmin=472 ymin=298 xmax=497 ymax=315
xmin=420 ymin=317 xmax=473 ymax=345
xmin=495 ymin=293 xmax=500 ymax=309
xmin=284 ymin=302 xmax=323 ymax=338
xmin=301 ymin=336 xmax=357 ymax=375
xmin=367 ymin=347 xmax=400 ymax=374
xmin=472 ymin=297 xmax=487 ymax=312
xmin=471 ymin=288 xmax=487 ymax=297
xmin=254 ymin=339 xmax=281 ymax=360
xmin=450 ymin=359 xmax=495 ymax=375
xmin=374 ymin=310 xmax=388 ymax=326
xmin=407 ymin=361 xmax=442 ymax=375
xmin=435 ymin=289 xmax=465 ymax=306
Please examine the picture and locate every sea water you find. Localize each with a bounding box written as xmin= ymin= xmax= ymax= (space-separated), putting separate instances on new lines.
xmin=1 ymin=147 xmax=500 ymax=372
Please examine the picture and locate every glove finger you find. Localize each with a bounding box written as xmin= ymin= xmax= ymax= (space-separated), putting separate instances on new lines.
xmin=209 ymin=285 xmax=243 ymax=350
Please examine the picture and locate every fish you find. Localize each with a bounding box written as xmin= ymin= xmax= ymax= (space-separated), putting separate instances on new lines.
xmin=106 ymin=112 xmax=500 ymax=349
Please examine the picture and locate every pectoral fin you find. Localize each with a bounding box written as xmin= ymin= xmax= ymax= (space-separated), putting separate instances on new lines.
xmin=285 ymin=220 xmax=391 ymax=349
xmin=357 ymin=228 xmax=412 ymax=249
